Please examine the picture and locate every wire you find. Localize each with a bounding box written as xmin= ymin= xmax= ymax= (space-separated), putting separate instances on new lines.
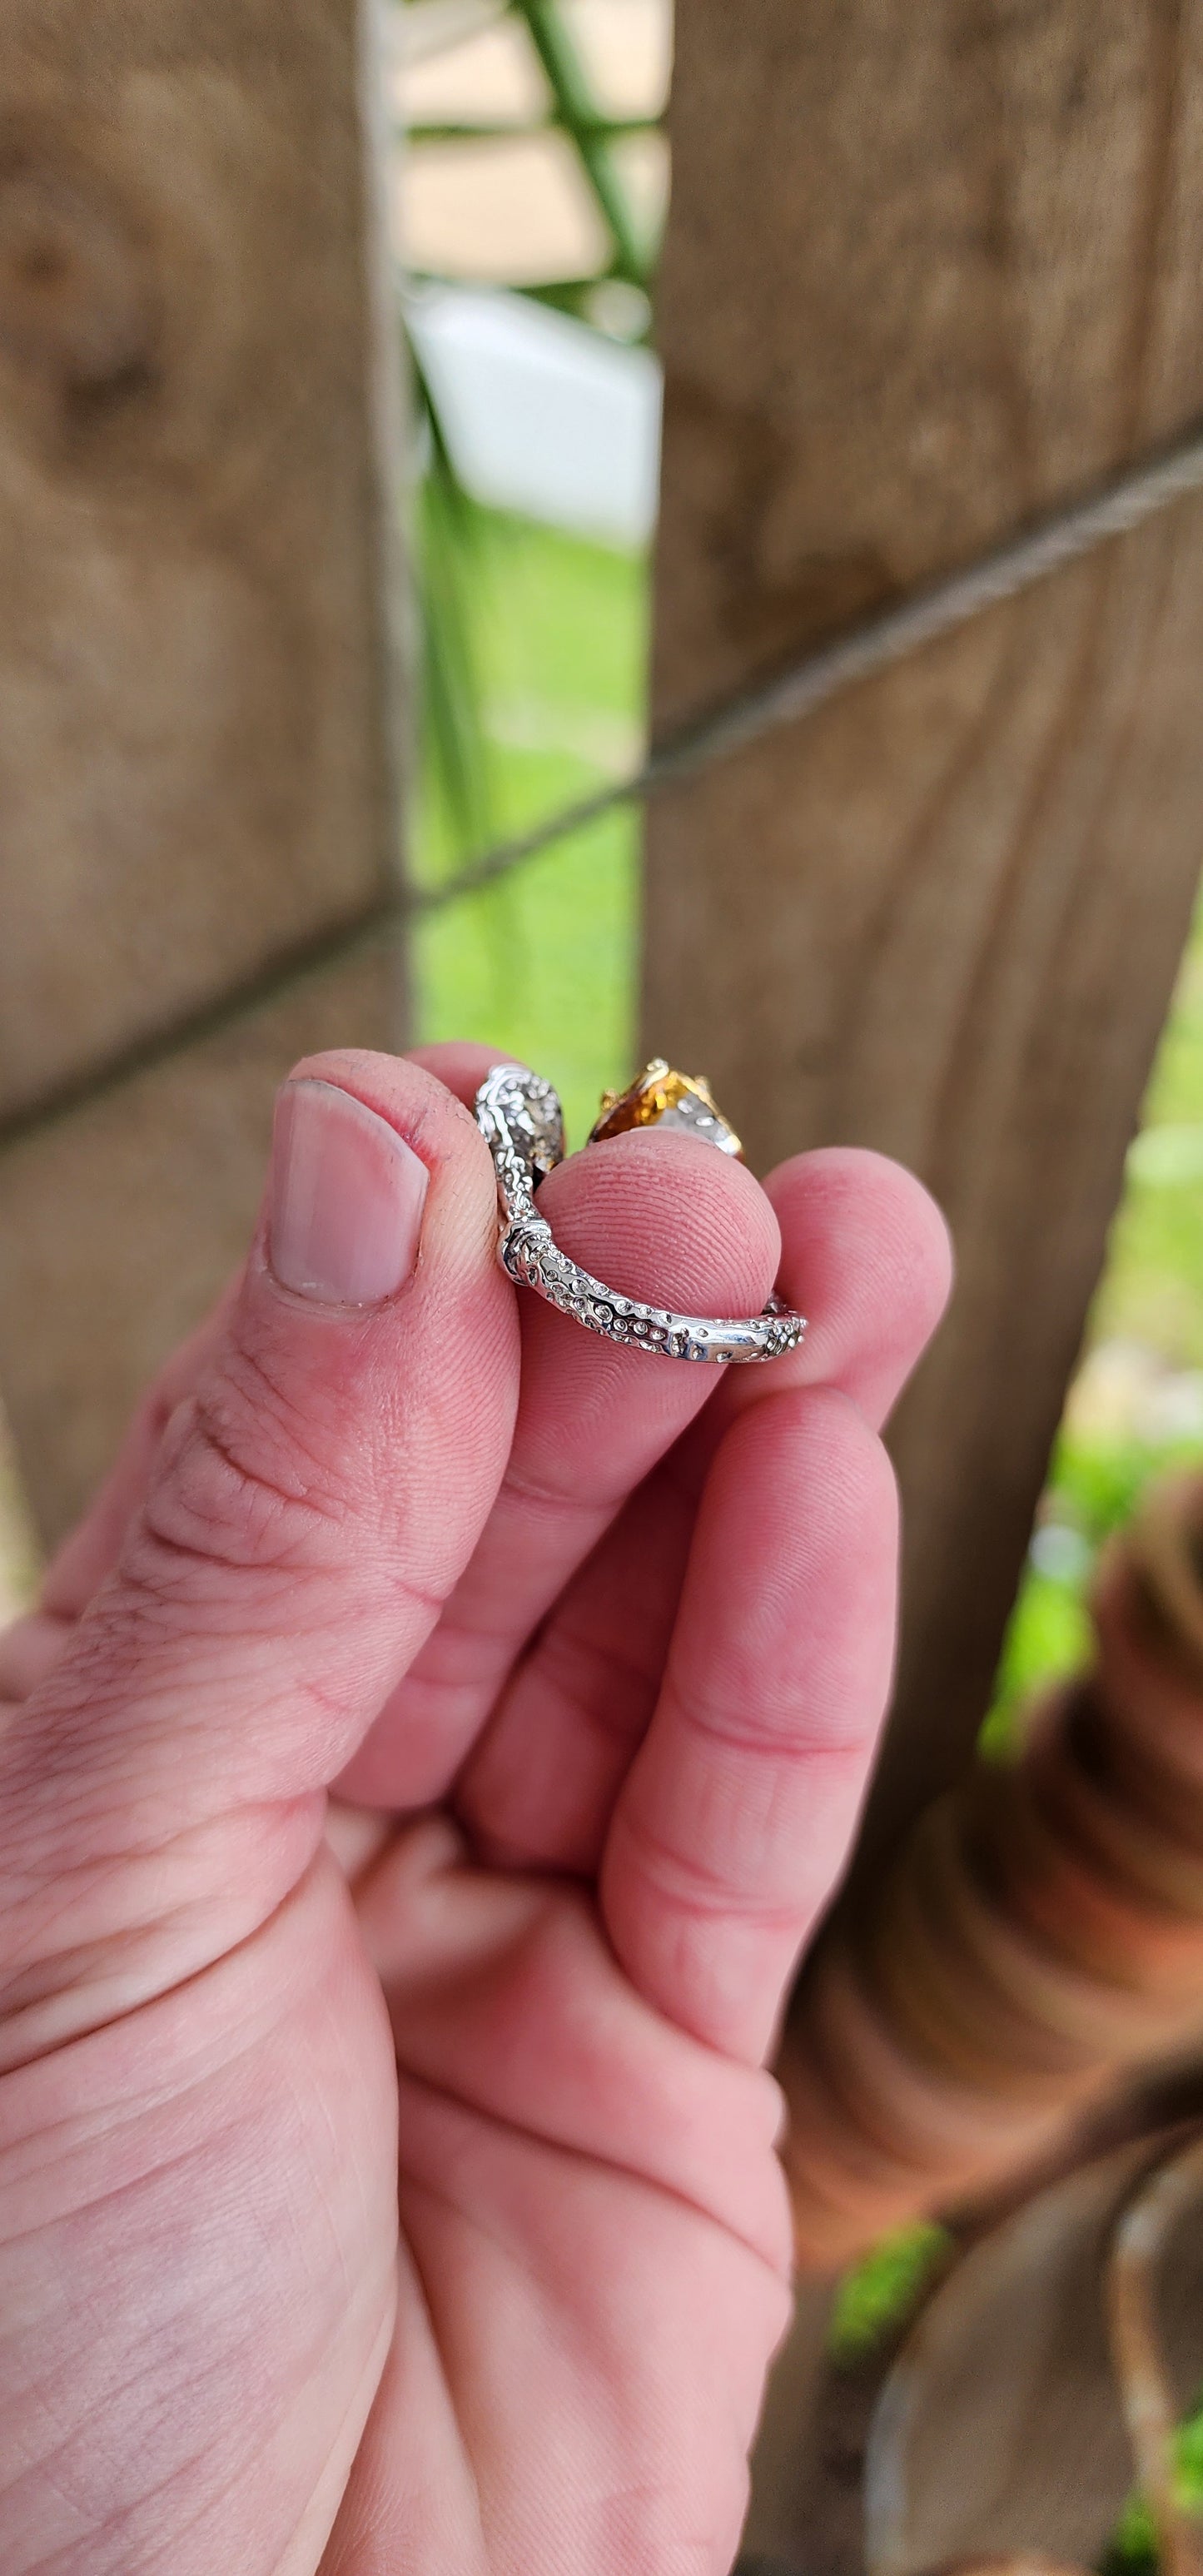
xmin=434 ymin=411 xmax=1203 ymax=906
xmin=5 ymin=416 xmax=1203 ymax=1156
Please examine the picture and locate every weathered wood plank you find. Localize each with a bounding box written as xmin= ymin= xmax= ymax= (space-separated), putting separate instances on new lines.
xmin=645 ymin=0 xmax=1203 ymax=1870
xmin=0 ymin=0 xmax=406 ymax=1541
xmin=0 ymin=956 xmax=393 ymax=1544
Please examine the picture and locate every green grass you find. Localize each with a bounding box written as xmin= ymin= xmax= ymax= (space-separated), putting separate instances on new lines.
xmin=828 ymin=2223 xmax=951 ymax=2365
xmin=1095 ymin=932 xmax=1203 ymax=1368
xmin=411 ymin=504 xmax=644 ymax=1143
xmin=983 ymin=887 xmax=1203 ymax=1760
xmin=416 ymin=820 xmax=638 ymax=1149
xmin=1101 ymin=2398 xmax=1203 ymax=2576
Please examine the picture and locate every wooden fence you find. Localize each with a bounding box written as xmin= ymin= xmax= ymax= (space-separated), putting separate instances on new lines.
xmin=2 ymin=5 xmax=1203 ymax=2568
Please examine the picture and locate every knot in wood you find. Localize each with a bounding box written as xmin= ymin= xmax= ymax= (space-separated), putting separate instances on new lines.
xmin=0 ymin=147 xmax=154 ymax=400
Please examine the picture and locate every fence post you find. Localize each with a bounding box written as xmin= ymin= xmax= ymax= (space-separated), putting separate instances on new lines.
xmin=646 ymin=0 xmax=1203 ymax=1876
xmin=0 ymin=0 xmax=407 ymax=1546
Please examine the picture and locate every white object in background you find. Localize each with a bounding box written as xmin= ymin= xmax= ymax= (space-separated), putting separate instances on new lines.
xmin=407 ymin=283 xmax=661 ymax=547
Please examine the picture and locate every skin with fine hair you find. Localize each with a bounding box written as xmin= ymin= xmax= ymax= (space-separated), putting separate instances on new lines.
xmin=0 ymin=1042 xmax=950 ymax=2576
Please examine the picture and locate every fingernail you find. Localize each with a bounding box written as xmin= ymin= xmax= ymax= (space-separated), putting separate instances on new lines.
xmin=269 ymin=1079 xmax=430 ymax=1305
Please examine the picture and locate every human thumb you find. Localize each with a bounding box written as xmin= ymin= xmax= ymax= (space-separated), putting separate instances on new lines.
xmin=0 ymin=1051 xmax=519 ymax=2066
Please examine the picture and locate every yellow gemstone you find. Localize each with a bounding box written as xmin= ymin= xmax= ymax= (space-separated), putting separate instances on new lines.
xmin=589 ymin=1060 xmax=743 ymax=1158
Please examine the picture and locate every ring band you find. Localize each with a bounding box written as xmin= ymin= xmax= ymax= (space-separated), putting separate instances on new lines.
xmin=475 ymin=1062 xmax=807 ymax=1364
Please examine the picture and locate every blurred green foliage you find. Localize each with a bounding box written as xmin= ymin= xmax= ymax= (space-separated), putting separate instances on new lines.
xmin=411 ymin=352 xmax=496 ymax=858
xmin=1096 ymin=937 xmax=1203 ymax=1369
xmin=828 ymin=2223 xmax=951 ymax=2366
xmin=1101 ymin=2399 xmax=1203 ymax=2576
xmin=983 ymin=888 xmax=1203 ymax=1762
xmin=982 ymin=1427 xmax=1201 ymax=1759
xmin=412 ymin=502 xmax=644 ymax=1140
xmin=402 ymin=0 xmax=662 ymax=832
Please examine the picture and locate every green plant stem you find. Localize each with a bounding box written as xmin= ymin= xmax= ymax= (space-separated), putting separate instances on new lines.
xmin=408 ymin=342 xmax=495 ymax=855
xmin=507 ymin=0 xmax=650 ymax=283
xmin=405 ymin=116 xmax=659 ymax=142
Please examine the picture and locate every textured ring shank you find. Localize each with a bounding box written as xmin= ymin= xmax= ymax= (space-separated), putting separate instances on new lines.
xmin=475 ymin=1062 xmax=807 ymax=1363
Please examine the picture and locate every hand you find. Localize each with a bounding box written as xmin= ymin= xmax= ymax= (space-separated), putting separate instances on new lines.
xmin=0 ymin=1042 xmax=949 ymax=2576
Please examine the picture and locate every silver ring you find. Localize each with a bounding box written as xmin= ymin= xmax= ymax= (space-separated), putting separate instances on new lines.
xmin=475 ymin=1062 xmax=807 ymax=1364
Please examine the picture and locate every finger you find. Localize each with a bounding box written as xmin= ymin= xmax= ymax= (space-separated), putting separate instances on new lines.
xmin=411 ymin=1077 xmax=952 ymax=1448
xmin=456 ymin=1146 xmax=947 ymax=1875
xmin=0 ymin=1047 xmax=520 ymax=1712
xmin=0 ymin=1290 xmax=241 ymax=1711
xmin=599 ymin=1385 xmax=899 ymax=2065
xmin=351 ymin=1811 xmax=793 ymax=2270
xmin=454 ymin=1450 xmax=692 ymax=1875
xmin=727 ymin=1146 xmax=953 ymax=1435
xmin=0 ymin=1052 xmax=519 ymax=2062
xmin=323 ymin=1797 xmax=399 ymax=1887
xmin=7 ymin=1044 xmax=500 ymax=1673
xmin=405 ymin=1039 xmax=504 ymax=1110
xmin=0 ymin=1049 xmax=526 ymax=1722
xmin=337 ymin=1112 xmax=781 ymax=1808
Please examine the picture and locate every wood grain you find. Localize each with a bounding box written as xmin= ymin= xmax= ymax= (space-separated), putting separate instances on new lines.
xmin=0 ymin=955 xmax=394 ymax=1545
xmin=645 ymin=0 xmax=1203 ymax=1871
xmin=0 ymin=0 xmax=406 ymax=1539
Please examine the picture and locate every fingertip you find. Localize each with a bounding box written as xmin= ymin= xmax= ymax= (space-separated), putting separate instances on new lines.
xmin=768 ymin=1145 xmax=953 ymax=1337
xmin=280 ymin=1047 xmax=499 ymax=1236
xmin=403 ymin=1040 xmax=519 ymax=1115
xmin=541 ymin=1125 xmax=782 ymax=1320
xmin=758 ymin=1146 xmax=953 ymax=1429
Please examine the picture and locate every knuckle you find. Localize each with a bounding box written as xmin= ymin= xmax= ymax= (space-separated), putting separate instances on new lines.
xmin=136 ymin=1355 xmax=343 ymax=1593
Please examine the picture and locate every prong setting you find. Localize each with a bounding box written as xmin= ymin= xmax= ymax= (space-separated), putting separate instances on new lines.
xmin=475 ymin=1062 xmax=806 ymax=1365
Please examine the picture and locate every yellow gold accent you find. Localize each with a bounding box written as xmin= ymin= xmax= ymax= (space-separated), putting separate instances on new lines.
xmin=589 ymin=1060 xmax=743 ymax=1159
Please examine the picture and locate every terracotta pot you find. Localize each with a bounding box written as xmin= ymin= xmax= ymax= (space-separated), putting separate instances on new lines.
xmin=780 ymin=1472 xmax=1203 ymax=2270
xmin=977 ymin=1740 xmax=1203 ymax=1999
xmin=810 ymin=1928 xmax=1064 ymax=2168
xmin=1091 ymin=1539 xmax=1203 ymax=1793
xmin=1024 ymin=1685 xmax=1203 ymax=1916
xmin=866 ymin=1796 xmax=1107 ymax=2091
